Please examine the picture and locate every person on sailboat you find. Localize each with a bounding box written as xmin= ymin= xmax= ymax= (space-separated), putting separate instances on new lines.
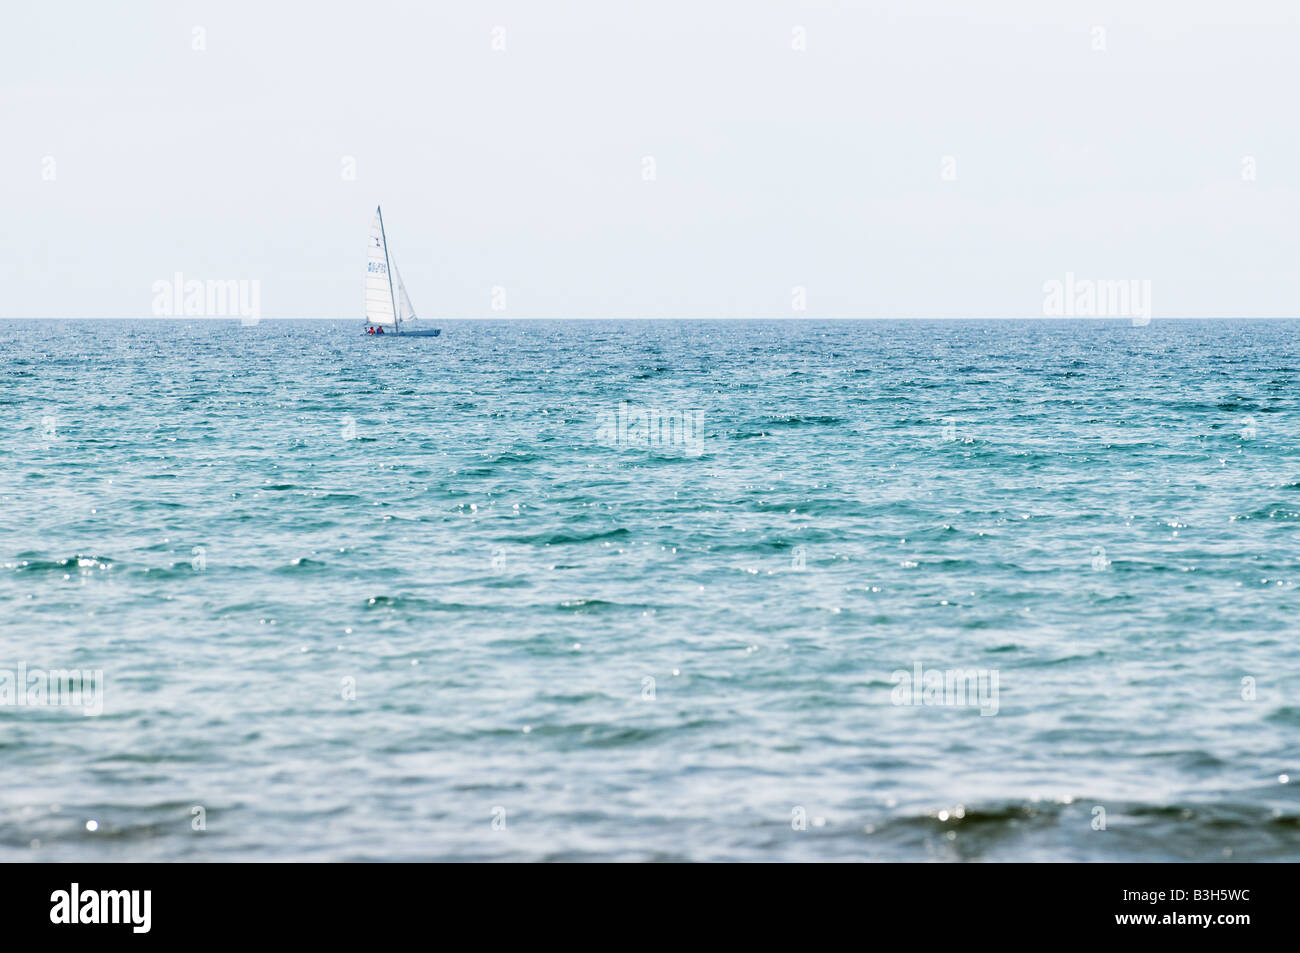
xmin=376 ymin=325 xmax=384 ymax=335
xmin=367 ymin=326 xmax=375 ymax=335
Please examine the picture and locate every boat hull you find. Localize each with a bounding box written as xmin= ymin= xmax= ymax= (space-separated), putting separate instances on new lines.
xmin=364 ymin=328 xmax=441 ymax=338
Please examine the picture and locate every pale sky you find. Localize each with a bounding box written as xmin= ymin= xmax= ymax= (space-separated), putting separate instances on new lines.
xmin=2 ymin=1 xmax=1298 ymax=319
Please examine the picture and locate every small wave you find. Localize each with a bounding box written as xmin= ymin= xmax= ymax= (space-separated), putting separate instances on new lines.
xmin=1238 ymin=505 xmax=1300 ymax=521
xmin=273 ymin=557 xmax=327 ymax=573
xmin=518 ymin=527 xmax=631 ymax=546
xmin=483 ymin=451 xmax=540 ymax=465
xmin=6 ymin=555 xmax=115 ymax=573
xmin=1266 ymin=706 xmax=1300 ymax=726
xmin=554 ymin=598 xmax=628 ymax=613
xmin=757 ymin=414 xmax=844 ymax=428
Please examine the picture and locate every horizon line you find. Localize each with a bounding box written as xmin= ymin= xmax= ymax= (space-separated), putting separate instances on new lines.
xmin=3 ymin=315 xmax=1299 ymax=322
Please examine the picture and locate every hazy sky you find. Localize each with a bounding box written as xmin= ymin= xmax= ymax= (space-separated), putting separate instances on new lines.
xmin=3 ymin=1 xmax=1298 ymax=319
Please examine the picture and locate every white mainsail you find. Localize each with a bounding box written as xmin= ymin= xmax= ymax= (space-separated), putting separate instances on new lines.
xmin=364 ymin=207 xmax=397 ymax=327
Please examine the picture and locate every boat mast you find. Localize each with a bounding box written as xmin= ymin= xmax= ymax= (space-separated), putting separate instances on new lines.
xmin=378 ymin=205 xmax=399 ymax=334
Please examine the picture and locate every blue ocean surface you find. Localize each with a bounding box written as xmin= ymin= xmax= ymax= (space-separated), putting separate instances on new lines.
xmin=1 ymin=318 xmax=1298 ymax=861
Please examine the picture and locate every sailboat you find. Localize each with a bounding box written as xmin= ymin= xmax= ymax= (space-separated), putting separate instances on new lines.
xmin=364 ymin=205 xmax=441 ymax=338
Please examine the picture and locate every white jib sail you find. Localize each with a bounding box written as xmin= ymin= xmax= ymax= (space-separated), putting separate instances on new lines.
xmin=393 ymin=260 xmax=418 ymax=328
xmin=364 ymin=207 xmax=397 ymax=327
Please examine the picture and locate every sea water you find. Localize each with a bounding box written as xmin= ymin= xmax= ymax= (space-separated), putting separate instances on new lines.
xmin=1 ymin=318 xmax=1297 ymax=861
